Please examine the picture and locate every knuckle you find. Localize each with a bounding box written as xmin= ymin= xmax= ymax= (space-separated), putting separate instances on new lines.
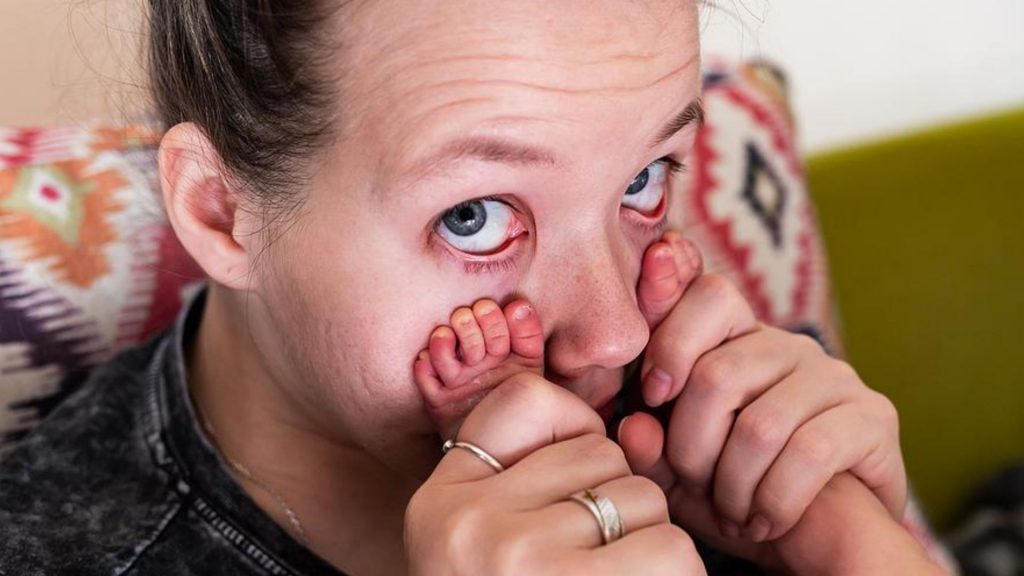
xmin=577 ymin=433 xmax=629 ymax=471
xmin=684 ymin=363 xmax=727 ymax=405
xmin=790 ymin=331 xmax=824 ymax=354
xmin=753 ymin=482 xmax=792 ymax=525
xmin=491 ymin=530 xmax=535 ymax=575
xmin=664 ymin=524 xmax=696 ymax=551
xmin=691 ymin=350 xmax=738 ymax=390
xmin=427 ymin=497 xmax=491 ymax=566
xmin=831 ymin=354 xmax=864 ymax=381
xmin=654 ymin=525 xmax=700 ymax=568
xmin=791 ymin=432 xmax=834 ymax=470
xmin=491 ymin=373 xmax=553 ymax=412
xmin=649 ymin=335 xmax=696 ymax=380
xmin=664 ymin=445 xmax=703 ymax=485
xmin=734 ymin=409 xmax=787 ymax=452
xmin=629 ymin=476 xmax=671 ymax=519
xmin=712 ymin=491 xmax=745 ymax=523
xmin=872 ymin=391 xmax=900 ymax=433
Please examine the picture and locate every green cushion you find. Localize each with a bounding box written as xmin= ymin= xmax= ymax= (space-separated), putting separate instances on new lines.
xmin=807 ymin=107 xmax=1024 ymax=529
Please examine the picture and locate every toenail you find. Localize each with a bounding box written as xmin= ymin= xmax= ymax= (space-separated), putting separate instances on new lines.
xmin=476 ymin=302 xmax=499 ymax=316
xmin=655 ymin=246 xmax=672 ymax=261
xmin=512 ymin=305 xmax=533 ymax=320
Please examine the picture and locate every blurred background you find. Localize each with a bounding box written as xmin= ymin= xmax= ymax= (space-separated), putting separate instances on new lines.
xmin=700 ymin=0 xmax=1024 ymax=535
xmin=1 ymin=0 xmax=1021 ymax=537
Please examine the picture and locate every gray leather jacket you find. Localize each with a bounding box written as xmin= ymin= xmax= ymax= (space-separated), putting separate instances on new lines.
xmin=0 ymin=292 xmax=342 ymax=575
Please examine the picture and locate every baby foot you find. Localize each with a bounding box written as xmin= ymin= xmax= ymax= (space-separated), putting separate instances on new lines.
xmin=635 ymin=232 xmax=704 ymax=407
xmin=636 ymin=231 xmax=703 ymax=329
xmin=413 ymin=298 xmax=545 ymax=439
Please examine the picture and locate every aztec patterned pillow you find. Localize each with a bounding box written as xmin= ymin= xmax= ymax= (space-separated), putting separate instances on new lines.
xmin=0 ymin=125 xmax=204 ymax=454
xmin=0 ymin=60 xmax=956 ymax=571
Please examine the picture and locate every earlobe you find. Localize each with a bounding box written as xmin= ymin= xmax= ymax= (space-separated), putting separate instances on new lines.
xmin=158 ymin=123 xmax=256 ymax=291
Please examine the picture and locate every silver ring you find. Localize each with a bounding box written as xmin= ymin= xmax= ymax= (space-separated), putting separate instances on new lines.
xmin=570 ymin=489 xmax=625 ymax=545
xmin=442 ymin=439 xmax=505 ymax=473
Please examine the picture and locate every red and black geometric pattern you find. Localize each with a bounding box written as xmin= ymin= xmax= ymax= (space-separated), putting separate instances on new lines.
xmin=674 ymin=60 xmax=842 ymax=355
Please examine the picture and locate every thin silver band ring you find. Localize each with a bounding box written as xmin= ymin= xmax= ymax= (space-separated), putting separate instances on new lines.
xmin=442 ymin=439 xmax=505 ymax=473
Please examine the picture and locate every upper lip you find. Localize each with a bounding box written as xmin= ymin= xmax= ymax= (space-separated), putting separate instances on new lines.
xmin=544 ymin=369 xmax=621 ymax=412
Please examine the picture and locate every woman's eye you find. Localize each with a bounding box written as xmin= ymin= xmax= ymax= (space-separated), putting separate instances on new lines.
xmin=435 ymin=199 xmax=520 ymax=254
xmin=621 ymin=159 xmax=671 ymax=214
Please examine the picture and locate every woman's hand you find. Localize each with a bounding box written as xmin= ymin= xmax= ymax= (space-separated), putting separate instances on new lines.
xmin=621 ymin=232 xmax=907 ymax=556
xmin=405 ymin=373 xmax=707 ymax=576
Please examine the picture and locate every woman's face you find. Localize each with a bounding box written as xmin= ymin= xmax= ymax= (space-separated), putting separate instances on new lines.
xmin=246 ymin=0 xmax=702 ymax=477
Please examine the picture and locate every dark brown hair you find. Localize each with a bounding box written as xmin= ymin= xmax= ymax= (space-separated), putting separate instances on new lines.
xmin=148 ymin=0 xmax=342 ymax=213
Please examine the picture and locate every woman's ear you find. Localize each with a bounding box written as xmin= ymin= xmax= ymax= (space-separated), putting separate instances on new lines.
xmin=158 ymin=122 xmax=258 ymax=291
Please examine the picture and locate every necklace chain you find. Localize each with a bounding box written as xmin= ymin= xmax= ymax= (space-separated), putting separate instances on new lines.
xmin=199 ymin=416 xmax=310 ymax=546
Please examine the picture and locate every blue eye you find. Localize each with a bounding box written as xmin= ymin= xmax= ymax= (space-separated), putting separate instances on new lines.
xmin=436 ymin=199 xmax=519 ymax=254
xmin=621 ymin=160 xmax=671 ymax=214
xmin=442 ymin=201 xmax=487 ymax=236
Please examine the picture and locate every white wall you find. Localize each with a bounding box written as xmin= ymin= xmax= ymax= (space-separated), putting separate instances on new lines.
xmin=0 ymin=0 xmax=145 ymax=127
xmin=700 ymin=0 xmax=1024 ymax=153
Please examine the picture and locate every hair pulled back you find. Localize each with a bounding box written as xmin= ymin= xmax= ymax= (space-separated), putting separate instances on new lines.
xmin=148 ymin=0 xmax=341 ymax=210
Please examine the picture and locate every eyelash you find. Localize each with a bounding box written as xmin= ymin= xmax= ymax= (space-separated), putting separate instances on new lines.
xmin=434 ymin=156 xmax=687 ymax=275
xmin=661 ymin=156 xmax=687 ymax=175
xmin=462 ymin=256 xmax=521 ymax=275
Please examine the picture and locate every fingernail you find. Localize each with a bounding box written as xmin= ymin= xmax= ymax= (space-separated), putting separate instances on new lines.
xmin=748 ymin=514 xmax=772 ymax=543
xmin=616 ymin=415 xmax=631 ymax=441
xmin=718 ymin=519 xmax=740 ymax=539
xmin=645 ymin=368 xmax=673 ymax=406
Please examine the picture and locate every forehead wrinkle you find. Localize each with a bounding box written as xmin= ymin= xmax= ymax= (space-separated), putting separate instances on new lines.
xmin=398 ymin=49 xmax=675 ymax=73
xmin=377 ymin=52 xmax=701 ymax=194
xmin=396 ymin=51 xmax=701 ymax=99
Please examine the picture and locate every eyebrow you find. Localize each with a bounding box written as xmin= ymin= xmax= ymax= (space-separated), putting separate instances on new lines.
xmin=411 ymin=137 xmax=559 ymax=180
xmin=403 ymin=98 xmax=705 ymax=181
xmin=651 ymin=98 xmax=705 ymax=147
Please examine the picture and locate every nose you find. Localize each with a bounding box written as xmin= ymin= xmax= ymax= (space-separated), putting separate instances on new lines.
xmin=533 ymin=233 xmax=651 ymax=380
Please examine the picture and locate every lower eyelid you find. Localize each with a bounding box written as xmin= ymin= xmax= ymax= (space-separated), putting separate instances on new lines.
xmin=622 ymin=194 xmax=669 ymax=235
xmin=430 ymin=226 xmax=528 ymax=275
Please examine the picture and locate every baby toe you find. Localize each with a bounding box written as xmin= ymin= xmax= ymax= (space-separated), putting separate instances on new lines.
xmin=451 ymin=307 xmax=486 ymax=366
xmin=504 ymin=300 xmax=544 ymax=362
xmin=638 ymin=241 xmax=682 ymax=327
xmin=472 ymin=299 xmax=511 ymax=358
xmin=428 ymin=325 xmax=463 ymax=385
xmin=413 ymin=350 xmax=444 ymax=402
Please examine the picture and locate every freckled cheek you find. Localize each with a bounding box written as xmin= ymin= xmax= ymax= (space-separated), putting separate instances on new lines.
xmin=336 ymin=271 xmax=494 ymax=368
